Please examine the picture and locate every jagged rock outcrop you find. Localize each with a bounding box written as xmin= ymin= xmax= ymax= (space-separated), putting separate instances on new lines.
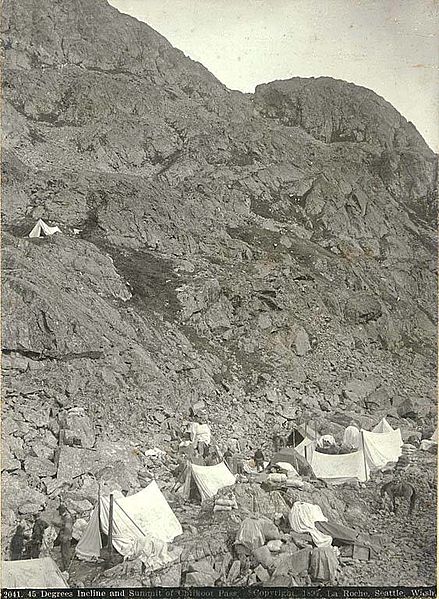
xmin=1 ymin=0 xmax=437 ymax=528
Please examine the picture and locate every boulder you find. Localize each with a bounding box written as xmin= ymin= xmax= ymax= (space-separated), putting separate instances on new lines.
xmin=273 ymin=547 xmax=312 ymax=577
xmin=64 ymin=497 xmax=93 ymax=515
xmin=31 ymin=440 xmax=55 ymax=460
xmin=255 ymin=564 xmax=270 ymax=582
xmin=159 ymin=563 xmax=182 ymax=587
xmin=57 ymin=446 xmax=94 ymax=480
xmin=1 ymin=448 xmax=21 ymax=472
xmin=396 ymin=398 xmax=418 ymax=419
xmin=185 ymin=571 xmax=217 ymax=586
xmin=23 ymin=406 xmax=51 ymax=428
xmin=342 ymin=377 xmax=379 ymax=403
xmin=293 ymin=326 xmax=311 ymax=356
xmin=253 ymin=545 xmax=274 ymax=568
xmin=344 ymin=293 xmax=382 ymax=324
xmin=24 ymin=456 xmax=56 ymax=477
xmin=61 ymin=407 xmax=96 ymax=448
xmin=18 ymin=502 xmax=44 ymax=515
xmin=190 ymin=558 xmax=217 ymax=579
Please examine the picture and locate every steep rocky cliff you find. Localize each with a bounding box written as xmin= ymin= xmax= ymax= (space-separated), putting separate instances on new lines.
xmin=2 ymin=0 xmax=437 ymax=459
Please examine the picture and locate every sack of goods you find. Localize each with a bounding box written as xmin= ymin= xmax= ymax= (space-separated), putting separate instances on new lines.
xmin=213 ymin=504 xmax=232 ymax=512
xmin=267 ymin=473 xmax=287 ymax=483
xmin=286 ymin=478 xmax=305 ymax=489
xmin=266 ymin=539 xmax=283 ymax=552
xmin=214 ymin=494 xmax=238 ymax=512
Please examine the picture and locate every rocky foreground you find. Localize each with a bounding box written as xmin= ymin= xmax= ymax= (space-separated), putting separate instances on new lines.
xmin=1 ymin=0 xmax=437 ymax=588
xmin=2 ymin=402 xmax=437 ymax=587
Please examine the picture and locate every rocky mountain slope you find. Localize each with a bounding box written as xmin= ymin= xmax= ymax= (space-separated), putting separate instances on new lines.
xmin=2 ymin=0 xmax=437 ymax=511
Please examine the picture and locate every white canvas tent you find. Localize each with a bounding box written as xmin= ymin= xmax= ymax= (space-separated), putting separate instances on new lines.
xmin=371 ymin=418 xmax=394 ymax=433
xmin=300 ymin=425 xmax=403 ymax=484
xmin=29 ymin=219 xmax=61 ymax=238
xmin=2 ymin=557 xmax=68 ymax=589
xmin=76 ymin=480 xmax=182 ymax=561
xmin=312 ymin=449 xmax=367 ymax=484
xmin=175 ymin=461 xmax=235 ymax=502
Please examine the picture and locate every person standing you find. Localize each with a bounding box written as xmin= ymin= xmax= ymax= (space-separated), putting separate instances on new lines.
xmin=9 ymin=524 xmax=25 ymax=561
xmin=28 ymin=516 xmax=48 ymax=559
xmin=58 ymin=505 xmax=73 ymax=571
xmin=254 ymin=448 xmax=265 ymax=473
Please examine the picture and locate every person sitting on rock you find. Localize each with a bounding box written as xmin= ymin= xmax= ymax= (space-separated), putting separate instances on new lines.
xmin=9 ymin=524 xmax=25 ymax=561
xmin=254 ymin=448 xmax=265 ymax=472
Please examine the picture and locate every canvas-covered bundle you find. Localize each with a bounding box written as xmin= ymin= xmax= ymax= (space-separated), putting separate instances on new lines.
xmin=288 ymin=502 xmax=332 ymax=547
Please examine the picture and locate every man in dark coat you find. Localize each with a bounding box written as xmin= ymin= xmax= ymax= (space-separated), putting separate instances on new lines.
xmin=10 ymin=524 xmax=25 ymax=561
xmin=254 ymin=448 xmax=265 ymax=472
xmin=58 ymin=506 xmax=73 ymax=571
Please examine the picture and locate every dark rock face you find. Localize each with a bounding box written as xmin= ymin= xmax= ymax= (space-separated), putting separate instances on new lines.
xmin=2 ymin=0 xmax=437 ymax=451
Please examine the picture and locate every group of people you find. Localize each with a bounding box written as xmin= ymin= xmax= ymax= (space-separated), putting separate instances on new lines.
xmin=9 ymin=505 xmax=74 ymax=571
xmin=176 ymin=415 xmax=270 ymax=475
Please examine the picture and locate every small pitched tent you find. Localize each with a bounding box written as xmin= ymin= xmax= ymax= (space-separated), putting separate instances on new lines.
xmin=371 ymin=418 xmax=393 ymax=433
xmin=76 ymin=480 xmax=182 ymax=561
xmin=29 ymin=219 xmax=61 ymax=238
xmin=2 ymin=557 xmax=68 ymax=589
xmin=175 ymin=461 xmax=235 ymax=502
xmin=286 ymin=421 xmax=318 ymax=447
xmin=269 ymin=447 xmax=315 ymax=477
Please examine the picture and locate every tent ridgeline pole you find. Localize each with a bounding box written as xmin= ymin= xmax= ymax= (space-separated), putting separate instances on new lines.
xmin=108 ymin=494 xmax=114 ymax=556
xmin=360 ymin=430 xmax=368 ymax=482
xmin=97 ymin=480 xmax=102 ymax=541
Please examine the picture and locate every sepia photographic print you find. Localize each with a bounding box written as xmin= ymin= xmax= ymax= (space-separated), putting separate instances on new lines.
xmin=1 ymin=0 xmax=437 ymax=596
